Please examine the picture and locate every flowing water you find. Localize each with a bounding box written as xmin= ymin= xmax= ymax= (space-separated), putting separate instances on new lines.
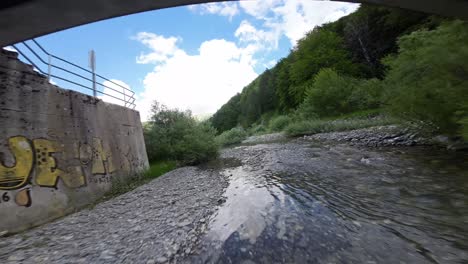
xmin=190 ymin=140 xmax=468 ymax=263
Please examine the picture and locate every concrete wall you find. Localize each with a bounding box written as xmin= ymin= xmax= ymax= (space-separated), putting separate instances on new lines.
xmin=0 ymin=49 xmax=149 ymax=233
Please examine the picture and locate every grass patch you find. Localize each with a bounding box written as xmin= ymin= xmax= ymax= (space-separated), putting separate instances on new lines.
xmin=285 ymin=116 xmax=398 ymax=137
xmin=98 ymin=160 xmax=177 ymax=202
xmin=322 ymin=109 xmax=382 ymax=121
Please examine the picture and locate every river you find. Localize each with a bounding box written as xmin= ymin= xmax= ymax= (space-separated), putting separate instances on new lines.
xmin=188 ymin=138 xmax=468 ymax=263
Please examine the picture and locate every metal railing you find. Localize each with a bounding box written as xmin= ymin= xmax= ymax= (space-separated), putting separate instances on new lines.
xmin=11 ymin=39 xmax=136 ymax=109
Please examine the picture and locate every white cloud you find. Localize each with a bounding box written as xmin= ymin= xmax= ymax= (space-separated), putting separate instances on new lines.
xmin=188 ymin=2 xmax=239 ymax=19
xmin=273 ymin=0 xmax=359 ymax=45
xmin=99 ymin=79 xmax=134 ymax=107
xmin=239 ymin=0 xmax=281 ymax=18
xmin=133 ymin=32 xmax=181 ymax=64
xmin=238 ymin=0 xmax=359 ymax=46
xmin=134 ymin=34 xmax=258 ymax=121
xmin=235 ymin=20 xmax=280 ymax=50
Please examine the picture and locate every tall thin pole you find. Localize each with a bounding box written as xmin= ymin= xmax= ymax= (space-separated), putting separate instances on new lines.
xmin=89 ymin=50 xmax=96 ymax=97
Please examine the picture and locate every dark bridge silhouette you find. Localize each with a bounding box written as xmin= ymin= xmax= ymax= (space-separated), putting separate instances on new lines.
xmin=1 ymin=0 xmax=467 ymax=47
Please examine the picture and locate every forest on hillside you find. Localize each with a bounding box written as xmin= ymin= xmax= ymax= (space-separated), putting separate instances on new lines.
xmin=143 ymin=4 xmax=467 ymax=166
xmin=209 ymin=5 xmax=468 ymax=141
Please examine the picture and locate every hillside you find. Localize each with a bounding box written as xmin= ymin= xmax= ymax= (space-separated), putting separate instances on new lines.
xmin=210 ymin=4 xmax=468 ymax=141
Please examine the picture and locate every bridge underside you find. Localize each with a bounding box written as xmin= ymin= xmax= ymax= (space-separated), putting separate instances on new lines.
xmin=0 ymin=0 xmax=467 ymax=47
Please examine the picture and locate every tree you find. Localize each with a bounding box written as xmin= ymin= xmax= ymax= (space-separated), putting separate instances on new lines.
xmin=144 ymin=102 xmax=219 ymax=164
xmin=301 ymin=68 xmax=359 ymax=117
xmin=290 ymin=28 xmax=359 ymax=86
xmin=211 ymin=94 xmax=241 ymax=133
xmin=383 ymin=20 xmax=468 ymax=138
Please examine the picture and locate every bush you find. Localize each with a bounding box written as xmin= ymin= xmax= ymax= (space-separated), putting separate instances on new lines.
xmin=349 ymin=78 xmax=383 ymax=110
xmin=144 ymin=102 xmax=219 ymax=165
xmin=249 ymin=123 xmax=267 ymax=135
xmin=382 ymin=20 xmax=468 ymax=139
xmin=216 ymin=127 xmax=248 ymax=147
xmin=300 ymin=69 xmax=359 ymax=117
xmin=268 ymin=115 xmax=292 ymax=132
xmin=297 ymin=69 xmax=384 ymax=119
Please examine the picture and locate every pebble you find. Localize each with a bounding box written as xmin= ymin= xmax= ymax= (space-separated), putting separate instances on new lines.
xmin=156 ymin=257 xmax=168 ymax=263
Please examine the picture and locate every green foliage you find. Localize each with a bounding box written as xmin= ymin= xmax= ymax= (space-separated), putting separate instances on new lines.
xmin=143 ymin=161 xmax=177 ymax=179
xmin=239 ymin=82 xmax=262 ymax=127
xmin=249 ymin=123 xmax=267 ymax=135
xmin=323 ymin=109 xmax=382 ymax=121
xmin=144 ymin=102 xmax=219 ymax=165
xmin=349 ymin=78 xmax=383 ymax=110
xmin=336 ymin=5 xmax=432 ymax=77
xmin=210 ymin=5 xmax=464 ymax=141
xmin=268 ymin=115 xmax=292 ymax=132
xmin=211 ymin=94 xmax=241 ymax=133
xmin=216 ymin=127 xmax=248 ymax=147
xmin=285 ymin=117 xmax=396 ymax=137
xmin=459 ymin=115 xmax=468 ymax=140
xmin=301 ymin=69 xmax=359 ymax=117
xmin=382 ymin=20 xmax=468 ymax=138
xmin=274 ymin=57 xmax=295 ymax=111
xmin=290 ymin=28 xmax=359 ymax=86
xmin=258 ymin=69 xmax=278 ymax=113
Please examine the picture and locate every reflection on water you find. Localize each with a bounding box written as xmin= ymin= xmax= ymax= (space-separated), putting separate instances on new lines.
xmin=201 ymin=142 xmax=468 ymax=263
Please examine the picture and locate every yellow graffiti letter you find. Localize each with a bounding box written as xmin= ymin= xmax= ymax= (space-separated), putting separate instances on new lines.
xmin=0 ymin=136 xmax=33 ymax=190
xmin=33 ymin=139 xmax=85 ymax=188
xmin=91 ymin=138 xmax=107 ymax=174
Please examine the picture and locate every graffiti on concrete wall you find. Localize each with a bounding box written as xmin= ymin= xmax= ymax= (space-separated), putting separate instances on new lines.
xmin=0 ymin=136 xmax=119 ymax=207
xmin=0 ymin=136 xmax=33 ymax=190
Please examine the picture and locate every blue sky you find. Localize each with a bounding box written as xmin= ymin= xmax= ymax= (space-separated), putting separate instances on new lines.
xmin=13 ymin=1 xmax=359 ymax=120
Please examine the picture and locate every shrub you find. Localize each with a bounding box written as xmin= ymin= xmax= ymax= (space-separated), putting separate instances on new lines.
xmin=268 ymin=115 xmax=292 ymax=132
xmin=301 ymin=68 xmax=359 ymax=117
xmin=216 ymin=127 xmax=248 ymax=147
xmin=349 ymin=78 xmax=383 ymax=110
xmin=144 ymin=102 xmax=219 ymax=165
xmin=382 ymin=20 xmax=468 ymax=139
xmin=249 ymin=123 xmax=267 ymax=135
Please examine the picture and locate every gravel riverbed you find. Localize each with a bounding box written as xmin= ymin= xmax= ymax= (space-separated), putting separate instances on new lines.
xmin=0 ymin=167 xmax=229 ymax=264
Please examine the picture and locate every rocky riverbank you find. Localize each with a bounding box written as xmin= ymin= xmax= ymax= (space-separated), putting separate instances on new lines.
xmin=240 ymin=124 xmax=467 ymax=150
xmin=303 ymin=125 xmax=428 ymax=147
xmin=302 ymin=125 xmax=468 ymax=150
xmin=0 ymin=167 xmax=229 ymax=264
xmin=241 ymin=132 xmax=287 ymax=145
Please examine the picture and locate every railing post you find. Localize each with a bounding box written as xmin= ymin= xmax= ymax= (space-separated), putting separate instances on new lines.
xmin=47 ymin=54 xmax=51 ymax=81
xmin=89 ymin=50 xmax=96 ymax=97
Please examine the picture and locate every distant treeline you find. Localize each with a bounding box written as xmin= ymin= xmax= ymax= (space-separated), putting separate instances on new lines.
xmin=210 ymin=5 xmax=468 ymax=140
